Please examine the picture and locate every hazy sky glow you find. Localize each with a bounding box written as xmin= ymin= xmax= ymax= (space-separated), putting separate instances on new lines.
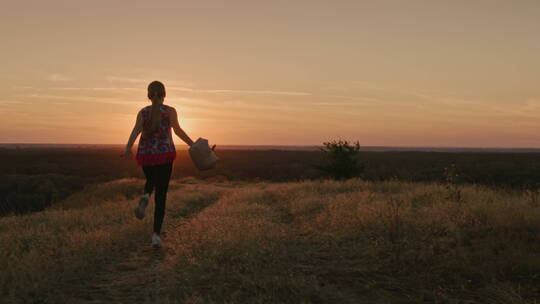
xmin=1 ymin=1 xmax=540 ymax=147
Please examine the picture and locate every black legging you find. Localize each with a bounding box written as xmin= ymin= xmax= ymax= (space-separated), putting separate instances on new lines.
xmin=142 ymin=162 xmax=173 ymax=234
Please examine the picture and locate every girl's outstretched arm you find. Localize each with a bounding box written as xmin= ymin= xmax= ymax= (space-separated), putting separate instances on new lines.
xmin=169 ymin=107 xmax=194 ymax=146
xmin=122 ymin=111 xmax=143 ymax=157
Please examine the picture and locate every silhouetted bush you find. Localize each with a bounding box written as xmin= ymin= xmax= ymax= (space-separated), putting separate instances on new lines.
xmin=317 ymin=140 xmax=364 ymax=180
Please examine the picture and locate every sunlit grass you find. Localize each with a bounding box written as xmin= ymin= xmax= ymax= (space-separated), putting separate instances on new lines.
xmin=1 ymin=179 xmax=539 ymax=303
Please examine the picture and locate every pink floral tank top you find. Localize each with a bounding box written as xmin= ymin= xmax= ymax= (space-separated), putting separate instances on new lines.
xmin=136 ymin=104 xmax=176 ymax=166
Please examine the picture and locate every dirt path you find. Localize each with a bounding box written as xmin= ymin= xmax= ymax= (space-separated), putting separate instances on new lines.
xmin=63 ymin=188 xmax=221 ymax=303
xmin=72 ymin=246 xmax=171 ymax=303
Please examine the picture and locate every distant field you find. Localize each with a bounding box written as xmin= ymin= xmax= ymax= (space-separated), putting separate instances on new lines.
xmin=3 ymin=143 xmax=540 ymax=152
xmin=3 ymin=147 xmax=540 ymax=215
xmin=1 ymin=178 xmax=539 ymax=303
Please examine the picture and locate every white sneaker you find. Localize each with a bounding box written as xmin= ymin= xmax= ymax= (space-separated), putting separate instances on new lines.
xmin=151 ymin=233 xmax=162 ymax=248
xmin=134 ymin=195 xmax=149 ymax=220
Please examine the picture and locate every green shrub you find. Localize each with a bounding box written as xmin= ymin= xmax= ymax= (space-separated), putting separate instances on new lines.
xmin=317 ymin=139 xmax=364 ymax=180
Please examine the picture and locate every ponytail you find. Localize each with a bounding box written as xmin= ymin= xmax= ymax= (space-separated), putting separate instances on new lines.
xmin=142 ymin=81 xmax=166 ymax=139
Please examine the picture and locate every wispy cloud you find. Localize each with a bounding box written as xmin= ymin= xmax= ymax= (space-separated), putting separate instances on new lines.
xmin=104 ymin=76 xmax=195 ymax=87
xmin=13 ymin=86 xmax=142 ymax=92
xmin=167 ymin=86 xmax=311 ymax=96
xmin=47 ymin=74 xmax=72 ymax=82
xmin=206 ymin=89 xmax=311 ymax=96
xmin=105 ymin=76 xmax=148 ymax=83
xmin=0 ymin=100 xmax=36 ymax=105
xmin=24 ymin=93 xmax=138 ymax=105
xmin=51 ymin=87 xmax=143 ymax=91
xmin=15 ymin=84 xmax=311 ymax=96
xmin=321 ymin=80 xmax=540 ymax=124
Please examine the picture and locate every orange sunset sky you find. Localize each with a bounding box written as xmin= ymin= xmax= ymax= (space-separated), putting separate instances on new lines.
xmin=1 ymin=1 xmax=539 ymax=147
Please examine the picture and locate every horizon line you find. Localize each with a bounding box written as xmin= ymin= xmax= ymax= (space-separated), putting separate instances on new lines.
xmin=2 ymin=142 xmax=540 ymax=151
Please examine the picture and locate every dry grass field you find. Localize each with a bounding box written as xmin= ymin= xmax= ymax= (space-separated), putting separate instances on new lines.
xmin=1 ymin=178 xmax=540 ymax=303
